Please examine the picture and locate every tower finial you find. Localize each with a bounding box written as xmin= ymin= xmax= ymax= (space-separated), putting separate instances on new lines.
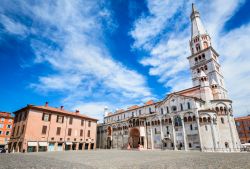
xmin=192 ymin=3 xmax=196 ymax=13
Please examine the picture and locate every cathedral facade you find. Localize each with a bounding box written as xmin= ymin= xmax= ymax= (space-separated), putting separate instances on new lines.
xmin=97 ymin=4 xmax=241 ymax=152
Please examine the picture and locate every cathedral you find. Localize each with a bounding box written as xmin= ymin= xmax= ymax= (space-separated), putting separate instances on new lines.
xmin=97 ymin=4 xmax=241 ymax=152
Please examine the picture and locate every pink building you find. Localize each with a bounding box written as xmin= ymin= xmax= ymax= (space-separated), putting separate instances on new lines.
xmin=8 ymin=102 xmax=98 ymax=153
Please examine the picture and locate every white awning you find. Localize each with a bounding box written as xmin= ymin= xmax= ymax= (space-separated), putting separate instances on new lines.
xmin=65 ymin=142 xmax=72 ymax=145
xmin=38 ymin=142 xmax=48 ymax=146
xmin=28 ymin=142 xmax=38 ymax=146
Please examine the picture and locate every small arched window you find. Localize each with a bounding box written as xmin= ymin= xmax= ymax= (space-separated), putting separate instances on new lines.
xmin=187 ymin=102 xmax=191 ymax=109
xmin=221 ymin=117 xmax=224 ymax=124
xmin=225 ymin=142 xmax=229 ymax=148
xmin=203 ymin=41 xmax=208 ymax=49
xmin=166 ymin=106 xmax=169 ymax=114
xmin=196 ymin=44 xmax=200 ymax=52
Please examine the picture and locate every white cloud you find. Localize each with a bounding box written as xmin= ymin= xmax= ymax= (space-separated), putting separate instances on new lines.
xmin=0 ymin=0 xmax=153 ymax=119
xmin=131 ymin=0 xmax=250 ymax=116
xmin=0 ymin=14 xmax=28 ymax=36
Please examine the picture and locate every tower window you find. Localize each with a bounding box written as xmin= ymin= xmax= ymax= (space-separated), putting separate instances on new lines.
xmin=195 ymin=57 xmax=198 ymax=62
xmin=221 ymin=117 xmax=224 ymax=124
xmin=196 ymin=44 xmax=201 ymax=52
xmin=203 ymin=41 xmax=208 ymax=49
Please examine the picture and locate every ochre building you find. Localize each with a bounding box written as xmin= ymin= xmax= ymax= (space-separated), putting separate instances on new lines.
xmin=0 ymin=112 xmax=14 ymax=149
xmin=235 ymin=116 xmax=250 ymax=144
xmin=97 ymin=4 xmax=241 ymax=152
xmin=8 ymin=102 xmax=98 ymax=153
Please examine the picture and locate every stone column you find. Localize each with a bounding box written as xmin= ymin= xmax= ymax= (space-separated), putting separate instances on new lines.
xmin=171 ymin=117 xmax=177 ymax=150
xmin=181 ymin=116 xmax=187 ymax=151
xmin=150 ymin=121 xmax=154 ymax=149
xmin=196 ymin=111 xmax=203 ymax=151
xmin=227 ymin=114 xmax=236 ymax=149
xmin=210 ymin=119 xmax=216 ymax=151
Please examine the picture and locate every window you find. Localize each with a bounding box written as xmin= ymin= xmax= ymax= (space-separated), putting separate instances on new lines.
xmin=189 ymin=143 xmax=192 ymax=148
xmin=87 ymin=130 xmax=90 ymax=137
xmin=7 ymin=125 xmax=12 ymax=129
xmin=203 ymin=41 xmax=208 ymax=49
xmin=161 ymin=108 xmax=164 ymax=114
xmin=187 ymin=102 xmax=191 ymax=109
xmin=8 ymin=119 xmax=12 ymax=123
xmin=21 ymin=125 xmax=25 ymax=134
xmin=6 ymin=131 xmax=10 ymax=136
xmin=166 ymin=107 xmax=169 ymax=114
xmin=0 ymin=124 xmax=3 ymax=128
xmin=196 ymin=44 xmax=200 ymax=52
xmin=80 ymin=129 xmax=83 ymax=137
xmin=1 ymin=118 xmax=5 ymax=122
xmin=56 ymin=115 xmax=64 ymax=123
xmin=0 ymin=131 xmax=3 ymax=135
xmin=68 ymin=128 xmax=72 ymax=136
xmin=149 ymin=107 xmax=152 ymax=113
xmin=205 ymin=125 xmax=208 ymax=131
xmin=225 ymin=142 xmax=229 ymax=148
xmin=221 ymin=117 xmax=224 ymax=124
xmin=56 ymin=127 xmax=61 ymax=135
xmin=16 ymin=126 xmax=20 ymax=136
xmin=81 ymin=120 xmax=84 ymax=126
xmin=139 ymin=110 xmax=141 ymax=115
xmin=172 ymin=106 xmax=177 ymax=112
xmin=88 ymin=121 xmax=91 ymax=127
xmin=42 ymin=113 xmax=51 ymax=122
xmin=69 ymin=117 xmax=73 ymax=125
xmin=42 ymin=125 xmax=47 ymax=134
xmin=155 ymin=128 xmax=157 ymax=134
xmin=190 ymin=124 xmax=193 ymax=130
xmin=180 ymin=104 xmax=183 ymax=111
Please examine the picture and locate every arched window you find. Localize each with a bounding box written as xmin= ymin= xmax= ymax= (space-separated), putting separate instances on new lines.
xmin=196 ymin=44 xmax=201 ymax=52
xmin=172 ymin=106 xmax=177 ymax=112
xmin=166 ymin=106 xmax=169 ymax=114
xmin=188 ymin=116 xmax=192 ymax=122
xmin=225 ymin=142 xmax=229 ymax=148
xmin=195 ymin=57 xmax=198 ymax=62
xmin=187 ymin=102 xmax=191 ymax=109
xmin=161 ymin=108 xmax=164 ymax=114
xmin=180 ymin=104 xmax=183 ymax=111
xmin=192 ymin=116 xmax=196 ymax=121
xmin=203 ymin=41 xmax=208 ymax=49
xmin=202 ymin=53 xmax=205 ymax=59
xmin=221 ymin=117 xmax=224 ymax=124
xmin=184 ymin=117 xmax=187 ymax=122
xmin=190 ymin=124 xmax=193 ymax=130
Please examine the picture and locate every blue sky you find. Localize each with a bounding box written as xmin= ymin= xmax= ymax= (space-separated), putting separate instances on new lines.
xmin=0 ymin=0 xmax=250 ymax=120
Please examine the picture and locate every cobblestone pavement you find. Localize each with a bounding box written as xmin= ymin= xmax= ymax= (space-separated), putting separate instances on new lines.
xmin=0 ymin=150 xmax=250 ymax=169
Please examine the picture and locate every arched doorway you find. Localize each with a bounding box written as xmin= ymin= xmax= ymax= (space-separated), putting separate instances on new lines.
xmin=107 ymin=126 xmax=112 ymax=149
xmin=129 ymin=128 xmax=140 ymax=148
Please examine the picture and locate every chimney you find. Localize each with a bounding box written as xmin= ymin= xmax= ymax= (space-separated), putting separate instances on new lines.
xmin=60 ymin=106 xmax=64 ymax=110
xmin=45 ymin=102 xmax=49 ymax=107
xmin=75 ymin=110 xmax=80 ymax=114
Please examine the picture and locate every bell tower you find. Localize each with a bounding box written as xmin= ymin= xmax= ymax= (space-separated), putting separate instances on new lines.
xmin=187 ymin=3 xmax=228 ymax=99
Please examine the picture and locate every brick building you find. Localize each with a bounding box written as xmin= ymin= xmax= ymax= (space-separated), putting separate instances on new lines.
xmin=235 ymin=115 xmax=250 ymax=144
xmin=8 ymin=102 xmax=98 ymax=153
xmin=0 ymin=112 xmax=14 ymax=149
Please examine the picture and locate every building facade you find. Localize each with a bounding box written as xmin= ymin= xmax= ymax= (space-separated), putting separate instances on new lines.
xmin=97 ymin=4 xmax=241 ymax=152
xmin=8 ymin=102 xmax=98 ymax=153
xmin=0 ymin=112 xmax=14 ymax=149
xmin=235 ymin=115 xmax=250 ymax=144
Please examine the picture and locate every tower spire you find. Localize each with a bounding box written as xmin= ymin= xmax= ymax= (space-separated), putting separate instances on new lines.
xmin=190 ymin=3 xmax=207 ymax=38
